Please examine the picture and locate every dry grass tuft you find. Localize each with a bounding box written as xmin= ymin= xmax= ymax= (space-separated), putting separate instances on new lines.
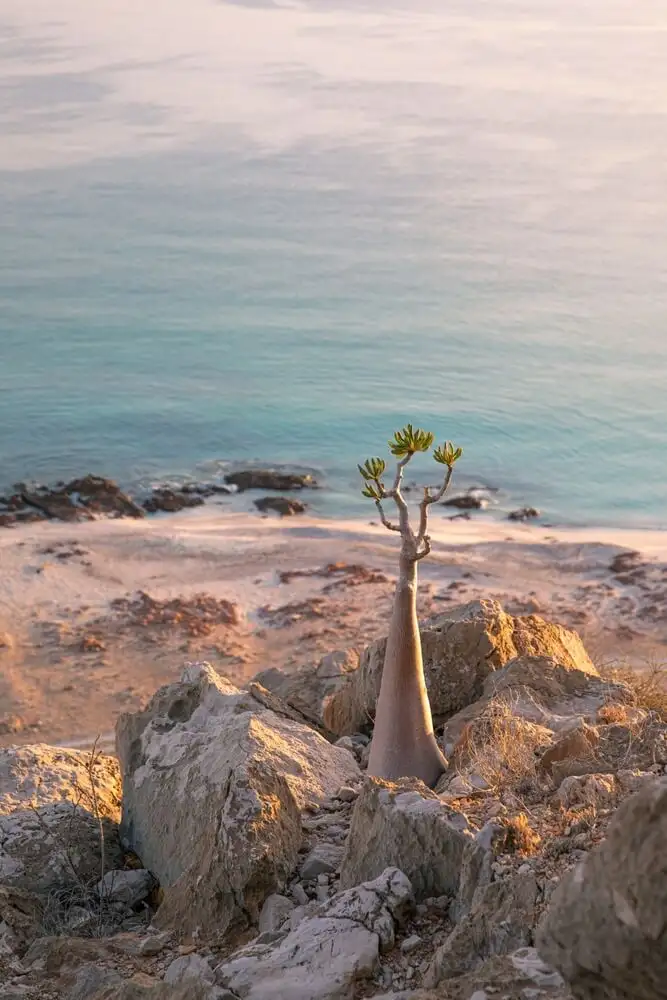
xmin=500 ymin=813 xmax=542 ymax=855
xmin=456 ymin=697 xmax=551 ymax=793
xmin=596 ymin=702 xmax=631 ymax=726
xmin=599 ymin=658 xmax=667 ymax=722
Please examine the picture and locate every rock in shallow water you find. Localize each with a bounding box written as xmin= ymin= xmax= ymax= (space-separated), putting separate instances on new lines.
xmin=253 ymin=496 xmax=307 ymax=517
xmin=224 ymin=470 xmax=317 ymax=492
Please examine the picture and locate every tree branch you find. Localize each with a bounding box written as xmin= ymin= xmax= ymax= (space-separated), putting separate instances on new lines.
xmin=416 ymin=466 xmax=454 ymax=543
xmin=428 ymin=464 xmax=454 ymax=505
xmin=375 ymin=500 xmax=401 ymax=532
xmin=384 ymin=455 xmax=414 ymax=538
xmin=390 ymin=455 xmax=412 ymax=495
xmin=415 ymin=535 xmax=432 ymax=561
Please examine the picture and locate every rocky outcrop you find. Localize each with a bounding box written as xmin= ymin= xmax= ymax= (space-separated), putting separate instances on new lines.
xmin=14 ymin=476 xmax=145 ymax=523
xmin=537 ymin=775 xmax=667 ymax=1000
xmin=215 ymin=868 xmax=413 ymax=1000
xmin=253 ymin=497 xmax=307 ymax=516
xmin=339 ymin=778 xmax=476 ymax=900
xmin=424 ymin=873 xmax=540 ymax=985
xmin=0 ymin=744 xmax=122 ymax=894
xmin=116 ymin=663 xmax=359 ymax=941
xmin=366 ymin=949 xmax=568 ymax=999
xmin=440 ymin=652 xmax=627 ymax=756
xmin=0 ymin=885 xmax=44 ymax=957
xmin=323 ymin=600 xmax=596 ymax=736
xmin=537 ymin=721 xmax=599 ymax=779
xmin=224 ymin=470 xmax=317 ymax=492
xmin=0 ymin=475 xmax=236 ymax=528
xmin=253 ymin=649 xmax=360 ymax=730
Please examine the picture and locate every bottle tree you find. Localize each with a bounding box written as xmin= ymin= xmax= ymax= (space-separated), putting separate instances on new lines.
xmin=359 ymin=425 xmax=463 ymax=787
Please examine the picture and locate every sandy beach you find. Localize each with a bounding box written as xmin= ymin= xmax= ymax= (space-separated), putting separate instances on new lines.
xmin=1 ymin=505 xmax=667 ymax=752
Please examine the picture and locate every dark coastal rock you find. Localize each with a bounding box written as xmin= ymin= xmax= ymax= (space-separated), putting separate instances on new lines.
xmin=179 ymin=482 xmax=231 ymax=497
xmin=143 ymin=489 xmax=206 ymax=514
xmin=0 ymin=473 xmax=234 ymax=527
xmin=67 ymin=475 xmax=145 ymax=518
xmin=508 ymin=506 xmax=540 ymax=522
xmin=1 ymin=476 xmax=145 ymax=525
xmin=443 ymin=492 xmax=487 ymax=510
xmin=225 ymin=469 xmax=317 ymax=492
xmin=609 ymin=550 xmax=644 ymax=576
xmin=254 ymin=496 xmax=307 ymax=517
xmin=21 ymin=487 xmax=92 ymax=522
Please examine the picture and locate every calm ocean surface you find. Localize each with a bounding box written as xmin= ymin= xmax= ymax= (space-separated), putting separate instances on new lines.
xmin=1 ymin=0 xmax=666 ymax=526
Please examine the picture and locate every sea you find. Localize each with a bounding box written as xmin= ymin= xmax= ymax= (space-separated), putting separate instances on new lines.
xmin=1 ymin=0 xmax=666 ymax=527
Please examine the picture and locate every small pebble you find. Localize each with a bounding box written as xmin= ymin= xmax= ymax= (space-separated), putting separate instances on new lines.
xmin=401 ymin=934 xmax=422 ymax=954
xmin=291 ymin=883 xmax=309 ymax=906
xmin=335 ymin=786 xmax=358 ymax=802
xmin=139 ymin=932 xmax=171 ymax=956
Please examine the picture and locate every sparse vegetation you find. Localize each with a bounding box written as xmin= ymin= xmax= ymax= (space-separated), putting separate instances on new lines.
xmin=456 ymin=697 xmax=551 ymax=793
xmin=599 ymin=657 xmax=667 ymax=721
xmin=29 ymin=740 xmax=149 ymax=939
xmin=500 ymin=812 xmax=542 ymax=855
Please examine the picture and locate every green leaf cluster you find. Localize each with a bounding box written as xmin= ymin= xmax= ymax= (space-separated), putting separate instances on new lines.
xmin=389 ymin=424 xmax=434 ymax=457
xmin=358 ymin=424 xmax=463 ymax=499
xmin=358 ymin=457 xmax=386 ymax=500
xmin=433 ymin=441 xmax=463 ymax=467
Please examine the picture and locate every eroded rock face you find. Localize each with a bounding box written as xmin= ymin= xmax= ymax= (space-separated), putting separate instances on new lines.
xmin=339 ymin=778 xmax=475 ymax=901
xmin=424 ymin=874 xmax=540 ymax=986
xmin=0 ymin=745 xmax=122 ymax=894
xmin=441 ymin=653 xmax=625 ymax=755
xmin=323 ymin=600 xmax=596 ymax=737
xmin=116 ymin=663 xmax=359 ymax=941
xmin=215 ymin=868 xmax=413 ymax=1000
xmin=537 ymin=775 xmax=667 ymax=1000
xmin=0 ymin=885 xmax=44 ymax=957
xmin=253 ymin=649 xmax=360 ymax=730
xmin=366 ymin=949 xmax=568 ymax=1000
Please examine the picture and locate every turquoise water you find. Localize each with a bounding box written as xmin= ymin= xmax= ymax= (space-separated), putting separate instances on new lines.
xmin=1 ymin=0 xmax=667 ymax=525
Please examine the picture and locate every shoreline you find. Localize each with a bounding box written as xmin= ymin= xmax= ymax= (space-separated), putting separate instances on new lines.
xmin=3 ymin=464 xmax=666 ymax=536
xmin=2 ymin=504 xmax=667 ymax=753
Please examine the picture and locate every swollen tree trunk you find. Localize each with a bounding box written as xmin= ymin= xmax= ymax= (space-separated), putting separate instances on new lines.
xmin=366 ymin=553 xmax=447 ymax=788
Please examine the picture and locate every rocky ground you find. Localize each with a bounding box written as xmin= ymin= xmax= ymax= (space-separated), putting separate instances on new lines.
xmin=1 ymin=599 xmax=666 ymax=1000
